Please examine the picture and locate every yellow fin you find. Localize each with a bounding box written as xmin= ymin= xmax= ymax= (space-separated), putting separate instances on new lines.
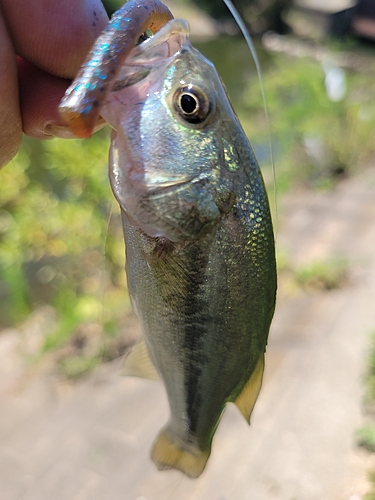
xmin=121 ymin=338 xmax=159 ymax=380
xmin=151 ymin=430 xmax=210 ymax=478
xmin=234 ymin=354 xmax=265 ymax=424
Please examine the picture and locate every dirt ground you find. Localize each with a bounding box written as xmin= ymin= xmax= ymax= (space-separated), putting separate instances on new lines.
xmin=1 ymin=167 xmax=375 ymax=500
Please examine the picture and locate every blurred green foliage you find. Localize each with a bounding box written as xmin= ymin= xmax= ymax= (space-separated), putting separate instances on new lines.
xmin=294 ymin=258 xmax=349 ymax=291
xmin=0 ymin=129 xmax=130 ymax=350
xmin=361 ymin=332 xmax=375 ymax=498
xmin=239 ymin=53 xmax=375 ymax=191
xmin=356 ymin=424 xmax=375 ymax=453
xmin=365 ymin=333 xmax=375 ymax=408
xmin=59 ymin=355 xmax=100 ymax=379
xmin=366 ymin=477 xmax=375 ymax=500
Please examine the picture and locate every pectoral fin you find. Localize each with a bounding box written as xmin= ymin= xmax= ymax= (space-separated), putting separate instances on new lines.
xmin=121 ymin=338 xmax=159 ymax=380
xmin=151 ymin=430 xmax=210 ymax=478
xmin=234 ymin=354 xmax=265 ymax=424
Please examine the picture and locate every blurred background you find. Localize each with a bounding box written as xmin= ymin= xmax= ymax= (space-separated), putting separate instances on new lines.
xmin=1 ymin=0 xmax=375 ymax=498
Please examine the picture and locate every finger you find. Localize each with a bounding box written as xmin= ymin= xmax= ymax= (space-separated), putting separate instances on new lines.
xmin=1 ymin=0 xmax=109 ymax=79
xmin=0 ymin=10 xmax=22 ymax=168
xmin=18 ymin=58 xmax=75 ymax=139
xmin=18 ymin=58 xmax=106 ymax=139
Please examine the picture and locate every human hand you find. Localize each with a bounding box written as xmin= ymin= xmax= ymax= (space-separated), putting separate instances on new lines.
xmin=0 ymin=0 xmax=109 ymax=168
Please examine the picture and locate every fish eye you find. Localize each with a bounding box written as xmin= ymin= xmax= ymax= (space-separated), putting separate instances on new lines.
xmin=173 ymin=85 xmax=211 ymax=125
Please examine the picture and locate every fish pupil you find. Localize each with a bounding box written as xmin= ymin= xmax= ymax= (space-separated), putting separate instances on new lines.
xmin=180 ymin=94 xmax=197 ymax=114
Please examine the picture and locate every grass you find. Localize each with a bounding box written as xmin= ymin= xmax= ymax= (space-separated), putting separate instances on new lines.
xmin=58 ymin=355 xmax=100 ymax=379
xmin=294 ymin=258 xmax=349 ymax=291
xmin=363 ymin=333 xmax=375 ymax=409
xmin=357 ymin=332 xmax=375 ymax=497
xmin=365 ymin=474 xmax=375 ymax=500
xmin=356 ymin=424 xmax=375 ymax=453
xmin=275 ymin=252 xmax=350 ymax=297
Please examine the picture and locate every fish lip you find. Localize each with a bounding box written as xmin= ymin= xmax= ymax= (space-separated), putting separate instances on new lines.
xmin=143 ymin=174 xmax=195 ymax=191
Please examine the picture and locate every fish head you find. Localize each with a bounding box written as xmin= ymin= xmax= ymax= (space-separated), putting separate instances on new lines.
xmin=101 ymin=19 xmax=248 ymax=241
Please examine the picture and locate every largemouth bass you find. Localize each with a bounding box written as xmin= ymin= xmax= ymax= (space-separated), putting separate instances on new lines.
xmin=59 ymin=0 xmax=276 ymax=479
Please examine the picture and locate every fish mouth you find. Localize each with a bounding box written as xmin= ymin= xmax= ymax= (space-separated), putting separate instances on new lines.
xmin=122 ymin=170 xmax=220 ymax=241
xmin=141 ymin=173 xmax=195 ymax=191
xmin=125 ymin=19 xmax=190 ymax=61
xmin=110 ymin=19 xmax=191 ymax=93
xmin=142 ymin=170 xmax=212 ymax=196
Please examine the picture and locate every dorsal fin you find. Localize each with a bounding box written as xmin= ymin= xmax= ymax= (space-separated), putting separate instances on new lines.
xmin=233 ymin=354 xmax=265 ymax=423
xmin=121 ymin=338 xmax=159 ymax=380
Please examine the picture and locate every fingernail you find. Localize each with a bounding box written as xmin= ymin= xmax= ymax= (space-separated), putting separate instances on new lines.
xmin=43 ymin=123 xmax=80 ymax=139
xmin=44 ymin=116 xmax=107 ymax=139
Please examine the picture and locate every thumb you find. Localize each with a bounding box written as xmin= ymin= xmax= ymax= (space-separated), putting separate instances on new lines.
xmin=1 ymin=0 xmax=109 ymax=79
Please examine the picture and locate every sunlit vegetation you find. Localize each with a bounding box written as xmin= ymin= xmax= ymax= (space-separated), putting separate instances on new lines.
xmin=357 ymin=332 xmax=375 ymax=498
xmin=363 ymin=334 xmax=375 ymax=409
xmin=0 ymin=130 xmax=131 ymax=362
xmin=366 ymin=472 xmax=375 ymax=500
xmin=356 ymin=424 xmax=375 ymax=453
xmin=238 ymin=53 xmax=375 ymax=191
xmin=294 ymin=258 xmax=349 ymax=291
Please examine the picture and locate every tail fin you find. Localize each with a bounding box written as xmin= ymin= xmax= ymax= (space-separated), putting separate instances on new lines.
xmin=151 ymin=429 xmax=210 ymax=478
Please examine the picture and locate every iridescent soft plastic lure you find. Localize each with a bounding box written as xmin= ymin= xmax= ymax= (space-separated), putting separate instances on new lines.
xmin=59 ymin=0 xmax=276 ymax=478
xmin=59 ymin=0 xmax=173 ymax=137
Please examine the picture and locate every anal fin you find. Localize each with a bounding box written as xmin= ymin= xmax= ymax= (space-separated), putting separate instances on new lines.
xmin=151 ymin=430 xmax=210 ymax=478
xmin=121 ymin=338 xmax=159 ymax=380
xmin=234 ymin=354 xmax=265 ymax=424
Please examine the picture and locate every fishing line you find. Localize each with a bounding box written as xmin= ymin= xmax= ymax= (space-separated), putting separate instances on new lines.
xmin=221 ymin=0 xmax=278 ymax=237
xmin=94 ymin=198 xmax=116 ymax=382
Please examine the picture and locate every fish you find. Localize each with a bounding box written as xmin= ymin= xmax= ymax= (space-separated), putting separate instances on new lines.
xmin=59 ymin=0 xmax=276 ymax=479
